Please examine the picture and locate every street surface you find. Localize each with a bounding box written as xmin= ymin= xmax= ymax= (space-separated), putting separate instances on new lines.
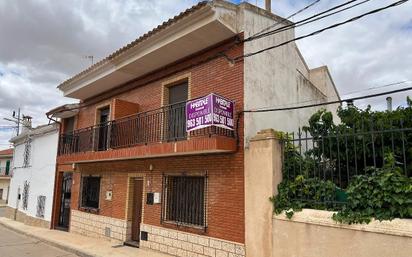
xmin=0 ymin=207 xmax=78 ymax=257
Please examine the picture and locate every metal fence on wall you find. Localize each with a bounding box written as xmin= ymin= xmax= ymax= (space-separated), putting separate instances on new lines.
xmin=282 ymin=118 xmax=412 ymax=190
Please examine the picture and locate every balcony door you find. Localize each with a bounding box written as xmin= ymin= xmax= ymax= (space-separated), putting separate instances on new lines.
xmin=167 ymin=82 xmax=188 ymax=141
xmin=96 ymin=106 xmax=110 ymax=151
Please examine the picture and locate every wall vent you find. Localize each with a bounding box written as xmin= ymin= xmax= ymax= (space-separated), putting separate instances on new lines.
xmin=141 ymin=231 xmax=148 ymax=241
xmin=105 ymin=227 xmax=111 ymax=237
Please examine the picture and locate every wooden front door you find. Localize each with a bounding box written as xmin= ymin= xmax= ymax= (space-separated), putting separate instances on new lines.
xmin=131 ymin=179 xmax=144 ymax=242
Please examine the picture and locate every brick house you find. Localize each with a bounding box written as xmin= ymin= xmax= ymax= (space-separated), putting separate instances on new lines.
xmin=48 ymin=1 xmax=339 ymax=256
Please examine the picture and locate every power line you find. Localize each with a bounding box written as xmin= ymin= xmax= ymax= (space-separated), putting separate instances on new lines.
xmin=246 ymin=0 xmax=373 ymax=42
xmin=242 ymin=84 xmax=412 ymax=113
xmin=49 ymin=1 xmax=408 ymax=116
xmin=341 ymin=80 xmax=412 ymax=96
xmin=247 ymin=80 xmax=412 ymax=111
xmin=244 ymin=0 xmax=360 ymax=42
xmin=251 ymin=0 xmax=322 ymax=38
xmin=235 ymin=0 xmax=409 ymax=61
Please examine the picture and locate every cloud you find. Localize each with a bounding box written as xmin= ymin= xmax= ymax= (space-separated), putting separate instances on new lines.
xmin=274 ymin=0 xmax=412 ymax=109
xmin=0 ymin=0 xmax=411 ymax=148
xmin=0 ymin=0 xmax=199 ymax=148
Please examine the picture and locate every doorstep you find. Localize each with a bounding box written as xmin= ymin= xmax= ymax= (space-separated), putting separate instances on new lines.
xmin=0 ymin=217 xmax=171 ymax=257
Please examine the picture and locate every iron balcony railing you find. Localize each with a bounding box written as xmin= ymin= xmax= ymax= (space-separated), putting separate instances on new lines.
xmin=0 ymin=167 xmax=10 ymax=176
xmin=58 ymin=102 xmax=235 ymax=156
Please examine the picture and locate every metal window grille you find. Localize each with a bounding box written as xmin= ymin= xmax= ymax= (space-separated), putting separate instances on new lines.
xmin=22 ymin=181 xmax=30 ymax=210
xmin=36 ymin=195 xmax=46 ymax=218
xmin=23 ymin=138 xmax=31 ymax=168
xmin=161 ymin=175 xmax=207 ymax=228
xmin=81 ymin=176 xmax=101 ymax=209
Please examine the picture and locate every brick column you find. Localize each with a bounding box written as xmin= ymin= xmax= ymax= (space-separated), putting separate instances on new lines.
xmin=245 ymin=129 xmax=282 ymax=257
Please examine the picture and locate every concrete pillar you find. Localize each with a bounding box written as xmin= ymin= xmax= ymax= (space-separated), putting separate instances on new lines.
xmin=245 ymin=129 xmax=282 ymax=257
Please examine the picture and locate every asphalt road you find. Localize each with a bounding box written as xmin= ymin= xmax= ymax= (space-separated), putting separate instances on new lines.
xmin=0 ymin=208 xmax=78 ymax=257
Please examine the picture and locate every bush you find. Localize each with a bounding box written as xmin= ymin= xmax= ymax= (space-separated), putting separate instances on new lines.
xmin=332 ymin=165 xmax=412 ymax=224
xmin=270 ymin=175 xmax=338 ymax=219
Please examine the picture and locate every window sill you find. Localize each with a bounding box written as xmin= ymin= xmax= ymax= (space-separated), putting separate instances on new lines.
xmin=162 ymin=220 xmax=206 ymax=232
xmin=79 ymin=207 xmax=100 ymax=214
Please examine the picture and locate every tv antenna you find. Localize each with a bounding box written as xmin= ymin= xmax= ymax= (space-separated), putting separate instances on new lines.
xmin=83 ymin=55 xmax=94 ymax=65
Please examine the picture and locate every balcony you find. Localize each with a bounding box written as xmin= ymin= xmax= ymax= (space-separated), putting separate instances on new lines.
xmin=0 ymin=167 xmax=11 ymax=178
xmin=57 ymin=102 xmax=236 ymax=163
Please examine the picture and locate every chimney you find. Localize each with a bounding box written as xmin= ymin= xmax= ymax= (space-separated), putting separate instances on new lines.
xmin=265 ymin=0 xmax=271 ymax=12
xmin=386 ymin=97 xmax=392 ymax=111
xmin=21 ymin=115 xmax=32 ymax=133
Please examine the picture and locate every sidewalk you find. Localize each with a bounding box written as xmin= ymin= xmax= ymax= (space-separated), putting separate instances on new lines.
xmin=0 ymin=217 xmax=171 ymax=257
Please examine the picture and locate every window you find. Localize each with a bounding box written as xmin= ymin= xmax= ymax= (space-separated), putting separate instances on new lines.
xmin=5 ymin=160 xmax=10 ymax=175
xmin=81 ymin=176 xmax=101 ymax=209
xmin=96 ymin=106 xmax=110 ymax=151
xmin=22 ymin=181 xmax=30 ymax=210
xmin=166 ymin=82 xmax=188 ymax=140
xmin=36 ymin=195 xmax=46 ymax=218
xmin=64 ymin=117 xmax=75 ymax=134
xmin=23 ymin=139 xmax=31 ymax=168
xmin=162 ymin=175 xmax=207 ymax=227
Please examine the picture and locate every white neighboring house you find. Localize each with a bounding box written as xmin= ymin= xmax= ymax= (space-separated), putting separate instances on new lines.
xmin=7 ymin=123 xmax=59 ymax=228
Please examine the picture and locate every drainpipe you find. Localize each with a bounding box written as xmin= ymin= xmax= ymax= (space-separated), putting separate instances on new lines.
xmin=265 ymin=0 xmax=271 ymax=12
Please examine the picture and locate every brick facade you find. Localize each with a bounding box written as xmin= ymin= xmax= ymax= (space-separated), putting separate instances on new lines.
xmin=53 ymin=36 xmax=245 ymax=249
xmin=69 ymin=151 xmax=244 ymax=243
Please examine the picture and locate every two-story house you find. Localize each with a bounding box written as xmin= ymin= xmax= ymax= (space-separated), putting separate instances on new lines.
xmin=0 ymin=148 xmax=13 ymax=203
xmin=48 ymin=1 xmax=340 ymax=256
xmin=6 ymin=123 xmax=59 ymax=228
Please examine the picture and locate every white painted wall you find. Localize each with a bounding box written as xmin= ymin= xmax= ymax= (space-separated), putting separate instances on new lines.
xmin=241 ymin=7 xmax=340 ymax=144
xmin=8 ymin=124 xmax=59 ymax=222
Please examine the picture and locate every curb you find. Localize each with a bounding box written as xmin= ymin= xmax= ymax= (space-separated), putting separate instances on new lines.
xmin=0 ymin=220 xmax=95 ymax=257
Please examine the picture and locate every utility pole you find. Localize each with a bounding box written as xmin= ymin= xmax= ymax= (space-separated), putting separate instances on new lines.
xmin=16 ymin=108 xmax=20 ymax=136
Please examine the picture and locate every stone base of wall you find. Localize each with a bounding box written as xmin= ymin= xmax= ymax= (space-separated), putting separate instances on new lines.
xmin=3 ymin=206 xmax=50 ymax=228
xmin=140 ymin=224 xmax=245 ymax=257
xmin=70 ymin=210 xmax=130 ymax=242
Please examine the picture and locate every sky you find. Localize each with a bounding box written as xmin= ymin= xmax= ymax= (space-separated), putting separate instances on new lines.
xmin=0 ymin=0 xmax=411 ymax=149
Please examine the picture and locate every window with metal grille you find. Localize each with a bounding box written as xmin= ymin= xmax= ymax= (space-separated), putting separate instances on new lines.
xmin=81 ymin=176 xmax=101 ymax=209
xmin=23 ymin=139 xmax=31 ymax=168
xmin=36 ymin=195 xmax=46 ymax=218
xmin=162 ymin=175 xmax=207 ymax=228
xmin=22 ymin=181 xmax=30 ymax=210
